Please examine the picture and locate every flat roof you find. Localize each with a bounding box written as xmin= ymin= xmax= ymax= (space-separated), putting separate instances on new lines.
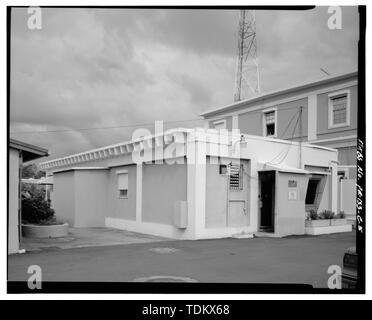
xmin=200 ymin=71 xmax=358 ymax=117
xmin=40 ymin=128 xmax=337 ymax=171
xmin=9 ymin=138 xmax=49 ymax=162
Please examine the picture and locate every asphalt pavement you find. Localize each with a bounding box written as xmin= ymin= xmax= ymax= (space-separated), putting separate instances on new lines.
xmin=8 ymin=231 xmax=355 ymax=288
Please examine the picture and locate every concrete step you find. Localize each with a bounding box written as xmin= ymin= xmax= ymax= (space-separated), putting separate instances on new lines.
xmin=254 ymin=231 xmax=280 ymax=238
xmin=231 ymin=232 xmax=255 ymax=239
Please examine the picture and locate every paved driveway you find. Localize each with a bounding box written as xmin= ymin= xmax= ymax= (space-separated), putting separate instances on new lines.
xmin=20 ymin=227 xmax=168 ymax=251
xmin=9 ymin=231 xmax=355 ymax=288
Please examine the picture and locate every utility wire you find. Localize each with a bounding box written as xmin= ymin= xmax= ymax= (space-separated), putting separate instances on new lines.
xmin=10 ymin=118 xmax=205 ymax=135
xmin=264 ymin=109 xmax=299 ymax=164
xmin=10 ymin=104 xmax=304 ymax=135
xmin=265 ymin=110 xmax=301 ymax=166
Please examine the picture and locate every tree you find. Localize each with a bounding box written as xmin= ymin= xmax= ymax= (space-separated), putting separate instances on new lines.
xmin=22 ymin=163 xmax=45 ymax=179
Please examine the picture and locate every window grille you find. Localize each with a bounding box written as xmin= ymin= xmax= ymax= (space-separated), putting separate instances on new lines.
xmin=331 ymin=94 xmax=347 ymax=125
xmin=229 ymin=164 xmax=243 ymax=190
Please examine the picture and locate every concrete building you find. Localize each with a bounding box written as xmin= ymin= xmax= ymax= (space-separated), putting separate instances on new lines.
xmin=40 ymin=128 xmax=339 ymax=239
xmin=8 ymin=139 xmax=49 ymax=254
xmin=201 ymin=71 xmax=357 ymax=218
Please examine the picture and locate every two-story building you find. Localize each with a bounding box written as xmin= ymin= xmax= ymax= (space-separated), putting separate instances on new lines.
xmin=201 ymin=71 xmax=358 ymax=219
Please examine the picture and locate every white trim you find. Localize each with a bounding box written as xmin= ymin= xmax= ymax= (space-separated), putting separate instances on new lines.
xmin=203 ymin=80 xmax=357 ymax=121
xmin=262 ymin=107 xmax=277 ymax=138
xmin=40 ymin=128 xmax=191 ymax=170
xmin=338 ymin=165 xmax=357 ymax=168
xmin=232 ymin=115 xmax=239 ymax=130
xmin=194 ymin=140 xmax=207 ymax=237
xmin=116 ymin=169 xmax=128 ymax=174
xmin=305 ymin=224 xmax=352 ymax=235
xmin=330 ymin=161 xmax=338 ymax=214
xmin=136 ymin=164 xmax=143 ymax=222
xmin=328 ymin=89 xmax=351 ymax=129
xmin=52 ymin=166 xmax=108 ymax=173
xmin=212 ymin=119 xmax=227 ymax=130
xmin=307 ymin=94 xmax=317 ymax=141
xmin=201 ymin=72 xmax=357 ymax=117
xmin=311 ymin=134 xmax=357 ymax=144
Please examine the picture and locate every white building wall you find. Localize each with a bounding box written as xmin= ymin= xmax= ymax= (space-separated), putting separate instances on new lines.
xmin=8 ymin=148 xmax=20 ymax=254
xmin=44 ymin=129 xmax=339 ymax=240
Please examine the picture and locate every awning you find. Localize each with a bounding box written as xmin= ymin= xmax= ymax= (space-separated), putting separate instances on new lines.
xmin=258 ymin=163 xmax=310 ymax=175
xmin=9 ymin=139 xmax=49 ymax=162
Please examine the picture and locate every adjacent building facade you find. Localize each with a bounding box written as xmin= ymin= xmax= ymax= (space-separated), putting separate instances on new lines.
xmin=201 ymin=71 xmax=358 ymax=217
xmin=8 ymin=139 xmax=49 ymax=254
xmin=40 ymin=128 xmax=341 ymax=239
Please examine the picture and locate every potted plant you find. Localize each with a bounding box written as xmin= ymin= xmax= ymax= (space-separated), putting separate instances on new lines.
xmin=21 ymin=188 xmax=68 ymax=238
xmin=305 ymin=210 xmax=329 ymax=228
xmin=330 ymin=211 xmax=347 ymax=226
xmin=305 ymin=210 xmax=351 ymax=235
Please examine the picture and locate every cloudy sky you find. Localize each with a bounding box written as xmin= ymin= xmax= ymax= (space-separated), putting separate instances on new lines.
xmin=10 ymin=7 xmax=359 ymax=161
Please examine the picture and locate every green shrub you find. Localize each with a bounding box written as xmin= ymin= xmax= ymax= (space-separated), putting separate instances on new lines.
xmin=337 ymin=211 xmax=346 ymax=219
xmin=308 ymin=210 xmax=318 ymax=220
xmin=21 ymin=189 xmax=55 ymax=224
xmin=319 ymin=210 xmax=335 ymax=220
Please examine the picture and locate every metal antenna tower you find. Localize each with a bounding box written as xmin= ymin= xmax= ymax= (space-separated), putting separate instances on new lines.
xmin=234 ymin=10 xmax=260 ymax=102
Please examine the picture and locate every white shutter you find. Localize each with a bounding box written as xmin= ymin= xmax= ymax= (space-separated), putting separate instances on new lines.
xmin=118 ymin=173 xmax=128 ymax=190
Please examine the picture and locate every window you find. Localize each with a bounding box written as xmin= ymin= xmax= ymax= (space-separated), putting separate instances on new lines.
xmin=117 ymin=172 xmax=128 ymax=198
xmin=213 ymin=119 xmax=226 ymax=130
xmin=229 ymin=164 xmax=243 ymax=190
xmin=328 ymin=90 xmax=350 ymax=128
xmin=305 ymin=175 xmax=325 ymax=212
xmin=263 ymin=108 xmax=277 ymax=137
xmin=305 ymin=179 xmax=320 ymax=205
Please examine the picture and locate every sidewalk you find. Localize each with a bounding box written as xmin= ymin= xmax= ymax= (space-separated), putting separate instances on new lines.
xmin=20 ymin=227 xmax=168 ymax=252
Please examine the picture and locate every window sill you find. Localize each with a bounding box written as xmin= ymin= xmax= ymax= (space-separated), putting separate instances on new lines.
xmin=328 ymin=123 xmax=350 ymax=129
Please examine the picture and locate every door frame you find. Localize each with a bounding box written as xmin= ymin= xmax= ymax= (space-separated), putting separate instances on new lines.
xmin=258 ymin=170 xmax=276 ymax=232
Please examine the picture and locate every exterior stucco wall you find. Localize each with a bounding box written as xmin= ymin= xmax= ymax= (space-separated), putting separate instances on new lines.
xmin=106 ymin=165 xmax=137 ymax=221
xmin=205 ymin=162 xmax=228 ymax=228
xmin=277 ymin=98 xmax=308 ymax=140
xmin=53 ymin=171 xmax=75 ymax=226
xmin=238 ymin=112 xmax=262 ymax=136
xmin=142 ymin=162 xmax=187 ymax=225
xmin=53 ymin=169 xmax=109 ymax=227
xmin=275 ymin=172 xmax=309 ymax=236
xmin=205 ymin=158 xmax=250 ymax=229
xmin=337 ymin=146 xmax=356 ymax=166
xmin=8 ymin=148 xmax=20 ymax=254
xmin=238 ymin=98 xmax=308 ymax=140
xmin=74 ymin=170 xmax=108 ymax=227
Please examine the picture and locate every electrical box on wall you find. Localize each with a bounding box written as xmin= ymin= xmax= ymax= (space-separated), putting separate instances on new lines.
xmin=173 ymin=200 xmax=188 ymax=229
xmin=219 ymin=164 xmax=228 ymax=175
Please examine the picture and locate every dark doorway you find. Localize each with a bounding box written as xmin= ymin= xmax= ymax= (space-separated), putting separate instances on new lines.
xmin=259 ymin=171 xmax=275 ymax=232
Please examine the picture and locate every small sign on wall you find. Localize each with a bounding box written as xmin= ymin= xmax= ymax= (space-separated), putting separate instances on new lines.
xmin=288 ymin=188 xmax=298 ymax=200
